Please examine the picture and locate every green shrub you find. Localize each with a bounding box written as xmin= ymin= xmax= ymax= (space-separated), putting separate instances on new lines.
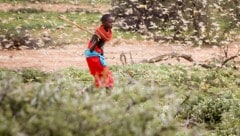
xmin=0 ymin=65 xmax=240 ymax=135
xmin=180 ymin=92 xmax=239 ymax=126
xmin=20 ymin=68 xmax=49 ymax=83
xmin=9 ymin=8 xmax=44 ymax=13
xmin=0 ymin=29 xmax=53 ymax=49
xmin=216 ymin=104 xmax=240 ymax=136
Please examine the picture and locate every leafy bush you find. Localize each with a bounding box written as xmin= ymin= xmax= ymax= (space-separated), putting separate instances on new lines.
xmin=0 ymin=65 xmax=240 ymax=135
xmin=0 ymin=29 xmax=53 ymax=49
xmin=9 ymin=8 xmax=44 ymax=13
xmin=20 ymin=68 xmax=50 ymax=83
xmin=185 ymin=93 xmax=237 ymax=124
xmin=216 ymin=103 xmax=240 ymax=136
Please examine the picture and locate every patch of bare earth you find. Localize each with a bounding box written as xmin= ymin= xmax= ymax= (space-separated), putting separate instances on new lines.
xmin=0 ymin=3 xmax=110 ymax=13
xmin=0 ymin=39 xmax=239 ymax=72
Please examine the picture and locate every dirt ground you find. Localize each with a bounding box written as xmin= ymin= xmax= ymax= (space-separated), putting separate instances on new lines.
xmin=0 ymin=2 xmax=110 ymax=13
xmin=0 ymin=39 xmax=239 ymax=72
xmin=0 ymin=3 xmax=240 ymax=72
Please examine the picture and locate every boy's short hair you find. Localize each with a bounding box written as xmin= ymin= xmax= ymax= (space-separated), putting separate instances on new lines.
xmin=101 ymin=14 xmax=113 ymax=23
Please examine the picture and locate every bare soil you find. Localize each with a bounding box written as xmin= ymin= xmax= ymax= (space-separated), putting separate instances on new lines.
xmin=0 ymin=39 xmax=239 ymax=72
xmin=0 ymin=3 xmax=110 ymax=13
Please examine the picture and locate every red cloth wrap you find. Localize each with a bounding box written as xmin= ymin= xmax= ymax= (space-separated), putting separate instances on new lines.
xmin=86 ymin=25 xmax=113 ymax=88
xmin=95 ymin=25 xmax=112 ymax=41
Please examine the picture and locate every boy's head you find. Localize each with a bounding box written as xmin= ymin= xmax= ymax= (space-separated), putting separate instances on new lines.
xmin=101 ymin=14 xmax=114 ymax=29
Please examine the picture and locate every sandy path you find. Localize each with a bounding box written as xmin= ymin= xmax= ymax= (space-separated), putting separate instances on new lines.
xmin=0 ymin=39 xmax=239 ymax=72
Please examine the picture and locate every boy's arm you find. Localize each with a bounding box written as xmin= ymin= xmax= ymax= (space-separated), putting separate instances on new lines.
xmin=89 ymin=34 xmax=100 ymax=52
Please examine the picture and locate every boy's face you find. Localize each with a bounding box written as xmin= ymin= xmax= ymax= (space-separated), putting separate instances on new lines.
xmin=103 ymin=17 xmax=114 ymax=29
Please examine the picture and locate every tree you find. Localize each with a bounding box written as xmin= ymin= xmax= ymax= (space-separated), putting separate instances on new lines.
xmin=111 ymin=0 xmax=240 ymax=46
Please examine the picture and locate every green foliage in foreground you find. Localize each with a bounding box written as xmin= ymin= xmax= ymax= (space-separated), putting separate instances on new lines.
xmin=0 ymin=65 xmax=240 ymax=135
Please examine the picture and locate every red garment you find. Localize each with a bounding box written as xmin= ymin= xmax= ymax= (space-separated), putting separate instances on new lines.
xmin=95 ymin=25 xmax=112 ymax=41
xmin=86 ymin=25 xmax=114 ymax=88
xmin=86 ymin=57 xmax=114 ymax=88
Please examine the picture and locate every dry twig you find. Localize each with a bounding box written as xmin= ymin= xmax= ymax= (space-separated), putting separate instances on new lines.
xmin=221 ymin=49 xmax=240 ymax=67
xmin=141 ymin=52 xmax=193 ymax=63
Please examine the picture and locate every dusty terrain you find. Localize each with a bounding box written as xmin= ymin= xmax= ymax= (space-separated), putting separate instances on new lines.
xmin=0 ymin=39 xmax=239 ymax=72
xmin=0 ymin=3 xmax=240 ymax=72
xmin=0 ymin=2 xmax=110 ymax=13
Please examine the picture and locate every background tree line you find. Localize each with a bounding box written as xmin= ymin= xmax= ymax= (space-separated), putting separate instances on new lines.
xmin=111 ymin=0 xmax=240 ymax=45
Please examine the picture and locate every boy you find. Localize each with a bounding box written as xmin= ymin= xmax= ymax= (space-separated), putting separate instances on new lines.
xmin=85 ymin=14 xmax=114 ymax=90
